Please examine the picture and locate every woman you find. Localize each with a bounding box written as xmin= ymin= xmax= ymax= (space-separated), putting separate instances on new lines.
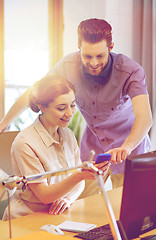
xmin=3 ymin=75 xmax=110 ymax=220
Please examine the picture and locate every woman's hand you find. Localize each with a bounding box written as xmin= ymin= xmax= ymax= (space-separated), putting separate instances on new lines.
xmin=94 ymin=161 xmax=111 ymax=176
xmin=80 ymin=161 xmax=111 ymax=180
xmin=49 ymin=197 xmax=70 ymax=215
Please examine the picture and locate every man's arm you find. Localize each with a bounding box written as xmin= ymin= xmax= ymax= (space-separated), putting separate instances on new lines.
xmin=0 ymin=54 xmax=69 ymax=133
xmin=0 ymin=87 xmax=32 ymax=133
xmin=108 ymin=94 xmax=153 ymax=163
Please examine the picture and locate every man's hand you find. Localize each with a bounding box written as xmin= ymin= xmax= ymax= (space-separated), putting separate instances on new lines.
xmin=107 ymin=148 xmax=130 ymax=164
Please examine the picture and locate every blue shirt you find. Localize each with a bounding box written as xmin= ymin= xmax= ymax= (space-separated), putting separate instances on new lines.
xmin=47 ymin=51 xmax=151 ymax=174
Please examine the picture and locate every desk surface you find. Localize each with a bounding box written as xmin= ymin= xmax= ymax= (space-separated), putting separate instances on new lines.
xmin=1 ymin=187 xmax=156 ymax=240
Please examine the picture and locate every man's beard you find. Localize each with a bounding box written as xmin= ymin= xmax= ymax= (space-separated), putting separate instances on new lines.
xmin=85 ymin=64 xmax=105 ymax=76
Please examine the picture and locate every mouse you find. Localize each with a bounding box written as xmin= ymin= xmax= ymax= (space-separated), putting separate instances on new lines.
xmin=40 ymin=224 xmax=64 ymax=235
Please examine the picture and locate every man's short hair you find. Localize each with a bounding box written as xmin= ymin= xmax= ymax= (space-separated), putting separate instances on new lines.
xmin=78 ymin=18 xmax=112 ymax=48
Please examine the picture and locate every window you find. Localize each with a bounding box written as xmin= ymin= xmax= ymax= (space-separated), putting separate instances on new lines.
xmin=4 ymin=0 xmax=49 ymax=130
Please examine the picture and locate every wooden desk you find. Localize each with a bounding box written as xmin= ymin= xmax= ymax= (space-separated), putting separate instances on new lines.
xmin=0 ymin=187 xmax=156 ymax=240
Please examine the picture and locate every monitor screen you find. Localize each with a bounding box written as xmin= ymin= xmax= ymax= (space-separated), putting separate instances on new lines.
xmin=119 ymin=151 xmax=156 ymax=239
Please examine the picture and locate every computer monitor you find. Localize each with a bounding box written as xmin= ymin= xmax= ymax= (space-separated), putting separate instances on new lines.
xmin=119 ymin=151 xmax=156 ymax=239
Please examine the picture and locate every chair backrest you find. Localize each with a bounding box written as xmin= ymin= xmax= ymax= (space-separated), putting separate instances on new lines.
xmin=0 ymin=131 xmax=19 ymax=175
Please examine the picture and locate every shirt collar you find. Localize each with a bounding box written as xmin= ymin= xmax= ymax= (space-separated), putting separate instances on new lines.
xmin=33 ymin=116 xmax=64 ymax=148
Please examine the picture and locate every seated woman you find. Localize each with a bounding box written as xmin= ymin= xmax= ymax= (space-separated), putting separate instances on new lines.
xmin=3 ymin=75 xmax=110 ymax=220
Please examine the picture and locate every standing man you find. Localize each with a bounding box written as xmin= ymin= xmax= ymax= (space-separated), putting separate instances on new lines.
xmin=0 ymin=18 xmax=152 ymax=194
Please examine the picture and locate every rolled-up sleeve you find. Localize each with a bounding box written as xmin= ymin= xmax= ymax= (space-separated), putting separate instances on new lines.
xmin=123 ymin=67 xmax=148 ymax=99
xmin=11 ymin=138 xmax=47 ymax=184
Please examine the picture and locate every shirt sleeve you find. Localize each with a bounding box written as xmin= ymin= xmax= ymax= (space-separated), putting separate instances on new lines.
xmin=123 ymin=67 xmax=148 ymax=99
xmin=46 ymin=55 xmax=67 ymax=78
xmin=11 ymin=137 xmax=47 ymax=184
xmin=63 ymin=181 xmax=85 ymax=204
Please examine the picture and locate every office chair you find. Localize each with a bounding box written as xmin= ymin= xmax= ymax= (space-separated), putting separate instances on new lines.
xmin=0 ymin=131 xmax=19 ymax=219
xmin=0 ymin=131 xmax=19 ymax=175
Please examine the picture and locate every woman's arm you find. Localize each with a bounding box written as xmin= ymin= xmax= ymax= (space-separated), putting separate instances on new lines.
xmin=28 ymin=170 xmax=93 ymax=205
xmin=29 ymin=160 xmax=110 ymax=204
xmin=48 ymin=181 xmax=85 ymax=215
xmin=0 ymin=87 xmax=32 ymax=133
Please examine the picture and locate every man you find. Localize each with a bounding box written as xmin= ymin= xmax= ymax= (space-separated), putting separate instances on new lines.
xmin=0 ymin=18 xmax=152 ymax=193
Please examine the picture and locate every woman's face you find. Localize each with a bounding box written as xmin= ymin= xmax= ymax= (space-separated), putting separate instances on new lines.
xmin=41 ymin=90 xmax=76 ymax=128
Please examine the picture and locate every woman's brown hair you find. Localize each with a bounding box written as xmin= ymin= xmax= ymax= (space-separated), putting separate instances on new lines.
xmin=29 ymin=75 xmax=75 ymax=113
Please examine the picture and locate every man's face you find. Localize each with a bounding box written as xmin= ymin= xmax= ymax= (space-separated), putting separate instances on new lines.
xmin=79 ymin=40 xmax=113 ymax=76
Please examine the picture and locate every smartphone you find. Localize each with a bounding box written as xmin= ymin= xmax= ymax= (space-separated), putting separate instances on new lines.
xmin=95 ymin=153 xmax=111 ymax=164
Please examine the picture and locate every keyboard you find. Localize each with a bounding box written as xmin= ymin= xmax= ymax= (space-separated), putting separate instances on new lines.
xmin=74 ymin=223 xmax=114 ymax=240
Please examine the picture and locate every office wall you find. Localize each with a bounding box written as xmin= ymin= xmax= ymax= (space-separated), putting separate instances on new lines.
xmin=63 ymin=0 xmax=133 ymax=58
